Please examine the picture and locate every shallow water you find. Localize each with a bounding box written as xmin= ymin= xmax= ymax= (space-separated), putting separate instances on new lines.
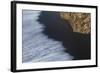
xmin=22 ymin=10 xmax=73 ymax=63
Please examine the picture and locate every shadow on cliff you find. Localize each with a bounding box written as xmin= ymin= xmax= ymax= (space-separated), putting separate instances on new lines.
xmin=38 ymin=11 xmax=91 ymax=60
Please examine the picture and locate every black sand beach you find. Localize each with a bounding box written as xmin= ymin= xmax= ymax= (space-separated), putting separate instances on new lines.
xmin=38 ymin=11 xmax=91 ymax=60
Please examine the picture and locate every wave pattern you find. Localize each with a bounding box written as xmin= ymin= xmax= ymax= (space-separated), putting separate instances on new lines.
xmin=22 ymin=10 xmax=73 ymax=63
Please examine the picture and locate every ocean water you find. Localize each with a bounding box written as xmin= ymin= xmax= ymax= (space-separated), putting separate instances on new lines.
xmin=22 ymin=10 xmax=73 ymax=63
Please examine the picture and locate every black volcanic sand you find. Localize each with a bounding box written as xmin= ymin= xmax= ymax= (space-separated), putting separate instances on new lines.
xmin=38 ymin=11 xmax=91 ymax=60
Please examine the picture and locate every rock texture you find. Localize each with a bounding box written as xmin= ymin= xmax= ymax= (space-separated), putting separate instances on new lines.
xmin=60 ymin=12 xmax=91 ymax=34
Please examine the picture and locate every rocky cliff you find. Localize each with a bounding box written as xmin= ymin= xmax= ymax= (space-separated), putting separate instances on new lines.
xmin=60 ymin=12 xmax=91 ymax=34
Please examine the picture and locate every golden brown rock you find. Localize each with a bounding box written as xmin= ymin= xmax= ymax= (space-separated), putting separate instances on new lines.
xmin=60 ymin=12 xmax=91 ymax=34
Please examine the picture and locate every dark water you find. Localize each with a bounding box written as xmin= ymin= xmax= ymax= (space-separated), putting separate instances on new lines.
xmin=38 ymin=11 xmax=91 ymax=60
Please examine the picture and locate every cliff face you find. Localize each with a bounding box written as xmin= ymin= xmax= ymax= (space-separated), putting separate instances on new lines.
xmin=60 ymin=12 xmax=91 ymax=34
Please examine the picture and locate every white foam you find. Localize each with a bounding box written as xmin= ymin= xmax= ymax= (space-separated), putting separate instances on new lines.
xmin=22 ymin=10 xmax=73 ymax=63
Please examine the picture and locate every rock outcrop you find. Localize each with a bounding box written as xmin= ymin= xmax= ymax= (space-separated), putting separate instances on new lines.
xmin=60 ymin=12 xmax=91 ymax=34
